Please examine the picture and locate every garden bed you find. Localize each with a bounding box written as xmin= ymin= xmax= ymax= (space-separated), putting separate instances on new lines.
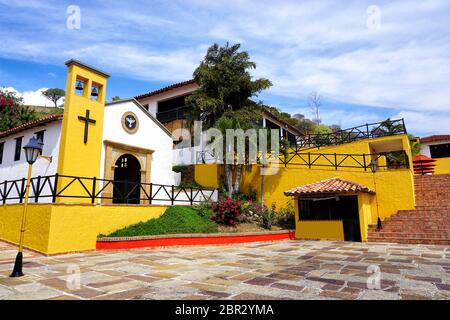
xmin=97 ymin=230 xmax=295 ymax=250
xmin=97 ymin=203 xmax=295 ymax=250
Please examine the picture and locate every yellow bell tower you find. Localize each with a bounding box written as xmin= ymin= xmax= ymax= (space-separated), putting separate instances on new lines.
xmin=57 ymin=59 xmax=109 ymax=202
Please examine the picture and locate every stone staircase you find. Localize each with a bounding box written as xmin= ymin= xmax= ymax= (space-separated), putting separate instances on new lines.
xmin=367 ymin=174 xmax=450 ymax=245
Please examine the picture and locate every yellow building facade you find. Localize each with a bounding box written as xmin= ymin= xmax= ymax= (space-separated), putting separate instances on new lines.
xmin=195 ymin=134 xmax=416 ymax=242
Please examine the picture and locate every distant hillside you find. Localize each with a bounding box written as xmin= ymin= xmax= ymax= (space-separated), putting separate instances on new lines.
xmin=26 ymin=105 xmax=64 ymax=119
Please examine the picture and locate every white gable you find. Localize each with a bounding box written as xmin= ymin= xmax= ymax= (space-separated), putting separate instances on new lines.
xmin=100 ymin=99 xmax=174 ymax=185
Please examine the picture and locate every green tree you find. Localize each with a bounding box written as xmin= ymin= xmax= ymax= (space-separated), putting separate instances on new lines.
xmin=373 ymin=118 xmax=404 ymax=136
xmin=186 ymin=42 xmax=272 ymax=129
xmin=409 ymin=134 xmax=421 ymax=157
xmin=0 ymin=89 xmax=37 ymax=131
xmin=42 ymin=88 xmax=65 ymax=108
xmin=314 ymin=124 xmax=333 ymax=135
xmin=111 ymin=96 xmax=121 ymax=102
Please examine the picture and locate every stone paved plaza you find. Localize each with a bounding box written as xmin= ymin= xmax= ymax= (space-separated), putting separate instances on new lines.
xmin=0 ymin=240 xmax=449 ymax=300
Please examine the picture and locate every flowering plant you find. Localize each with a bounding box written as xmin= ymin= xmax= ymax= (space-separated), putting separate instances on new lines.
xmin=212 ymin=197 xmax=242 ymax=226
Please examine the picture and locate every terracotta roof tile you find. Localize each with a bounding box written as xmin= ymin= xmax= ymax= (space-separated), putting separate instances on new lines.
xmin=0 ymin=114 xmax=63 ymax=139
xmin=420 ymin=135 xmax=450 ymax=143
xmin=135 ymin=79 xmax=196 ymax=100
xmin=284 ymin=177 xmax=374 ymax=196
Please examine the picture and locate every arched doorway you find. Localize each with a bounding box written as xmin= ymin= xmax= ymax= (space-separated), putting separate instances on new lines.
xmin=113 ymin=154 xmax=141 ymax=204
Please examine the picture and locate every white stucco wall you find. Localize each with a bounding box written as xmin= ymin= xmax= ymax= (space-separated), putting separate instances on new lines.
xmin=100 ymin=100 xmax=175 ymax=186
xmin=0 ymin=121 xmax=61 ymax=181
xmin=0 ymin=121 xmax=62 ymax=203
xmin=420 ymin=140 xmax=450 ymax=157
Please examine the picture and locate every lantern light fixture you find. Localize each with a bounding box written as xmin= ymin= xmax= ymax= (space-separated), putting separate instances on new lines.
xmin=23 ymin=137 xmax=43 ymax=165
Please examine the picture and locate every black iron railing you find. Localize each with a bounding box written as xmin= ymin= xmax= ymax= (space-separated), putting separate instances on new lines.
xmin=276 ymin=150 xmax=409 ymax=170
xmin=293 ymin=118 xmax=407 ymax=150
xmin=156 ymin=106 xmax=191 ymax=123
xmin=0 ymin=174 xmax=218 ymax=205
xmin=196 ymin=149 xmax=409 ymax=171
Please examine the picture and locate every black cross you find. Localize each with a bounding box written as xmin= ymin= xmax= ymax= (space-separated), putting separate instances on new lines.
xmin=78 ymin=109 xmax=96 ymax=144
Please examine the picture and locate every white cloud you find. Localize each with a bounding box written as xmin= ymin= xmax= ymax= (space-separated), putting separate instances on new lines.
xmin=0 ymin=0 xmax=449 ymax=135
xmin=3 ymin=87 xmax=61 ymax=107
xmin=393 ymin=111 xmax=450 ymax=136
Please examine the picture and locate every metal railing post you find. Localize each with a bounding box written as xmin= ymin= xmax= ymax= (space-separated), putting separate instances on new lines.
xmin=171 ymin=185 xmax=175 ymax=206
xmin=52 ymin=173 xmax=59 ymax=203
xmin=2 ymin=180 xmax=7 ymax=204
xmin=34 ymin=175 xmax=41 ymax=203
xmin=19 ymin=178 xmax=25 ymax=203
xmin=149 ymin=183 xmax=153 ymax=204
xmin=91 ymin=177 xmax=97 ymax=204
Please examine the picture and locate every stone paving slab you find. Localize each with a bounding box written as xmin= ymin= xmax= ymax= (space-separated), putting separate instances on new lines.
xmin=0 ymin=240 xmax=449 ymax=300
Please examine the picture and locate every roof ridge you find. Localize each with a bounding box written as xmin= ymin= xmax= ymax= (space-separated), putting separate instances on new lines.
xmin=135 ymin=79 xmax=196 ymax=100
xmin=0 ymin=114 xmax=63 ymax=139
xmin=284 ymin=177 xmax=374 ymax=196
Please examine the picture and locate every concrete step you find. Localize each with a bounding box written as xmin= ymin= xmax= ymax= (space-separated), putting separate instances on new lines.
xmin=367 ymin=237 xmax=450 ymax=245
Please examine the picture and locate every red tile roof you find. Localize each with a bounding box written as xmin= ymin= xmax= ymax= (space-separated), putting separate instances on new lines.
xmin=0 ymin=114 xmax=63 ymax=139
xmin=420 ymin=135 xmax=450 ymax=143
xmin=135 ymin=79 xmax=196 ymax=100
xmin=284 ymin=177 xmax=375 ymax=196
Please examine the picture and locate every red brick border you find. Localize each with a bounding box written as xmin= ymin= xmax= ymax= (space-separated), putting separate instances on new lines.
xmin=96 ymin=230 xmax=296 ymax=250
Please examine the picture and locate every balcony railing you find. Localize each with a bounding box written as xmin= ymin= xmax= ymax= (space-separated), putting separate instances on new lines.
xmin=156 ymin=106 xmax=191 ymax=123
xmin=196 ymin=149 xmax=410 ymax=171
xmin=294 ymin=118 xmax=407 ymax=150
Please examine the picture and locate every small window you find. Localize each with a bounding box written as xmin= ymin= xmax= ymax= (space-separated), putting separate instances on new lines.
xmin=14 ymin=137 xmax=23 ymax=161
xmin=0 ymin=142 xmax=4 ymax=165
xmin=35 ymin=130 xmax=45 ymax=143
xmin=35 ymin=130 xmax=45 ymax=155
xmin=430 ymin=143 xmax=450 ymax=159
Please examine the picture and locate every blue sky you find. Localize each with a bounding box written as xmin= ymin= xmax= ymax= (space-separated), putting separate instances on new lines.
xmin=0 ymin=0 xmax=449 ymax=136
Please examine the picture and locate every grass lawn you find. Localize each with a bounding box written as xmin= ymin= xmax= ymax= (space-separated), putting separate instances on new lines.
xmin=104 ymin=206 xmax=219 ymax=237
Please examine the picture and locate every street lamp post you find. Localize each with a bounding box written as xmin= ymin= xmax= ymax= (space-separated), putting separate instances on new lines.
xmin=10 ymin=137 xmax=43 ymax=277
xmin=369 ymin=160 xmax=382 ymax=230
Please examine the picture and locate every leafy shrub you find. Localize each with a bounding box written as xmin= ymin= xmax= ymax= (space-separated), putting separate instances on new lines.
xmin=277 ymin=203 xmax=295 ymax=229
xmin=233 ymin=186 xmax=257 ymax=202
xmin=194 ymin=202 xmax=214 ymax=219
xmin=172 ymin=165 xmax=188 ymax=173
xmin=241 ymin=201 xmax=264 ymax=223
xmin=259 ymin=204 xmax=277 ymax=230
xmin=178 ymin=181 xmax=204 ymax=189
xmin=212 ymin=197 xmax=242 ymax=226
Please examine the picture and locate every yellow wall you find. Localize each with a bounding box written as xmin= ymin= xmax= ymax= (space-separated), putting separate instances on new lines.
xmin=0 ymin=204 xmax=167 ymax=254
xmin=57 ymin=62 xmax=108 ymax=203
xmin=284 ymin=134 xmax=413 ymax=171
xmin=195 ymin=164 xmax=221 ymax=188
xmin=434 ymin=157 xmax=450 ymax=174
xmin=194 ymin=135 xmax=415 ymax=241
xmin=295 ymin=220 xmax=344 ymax=240
xmin=240 ymin=166 xmax=415 ymax=221
xmin=0 ymin=204 xmax=52 ymax=253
